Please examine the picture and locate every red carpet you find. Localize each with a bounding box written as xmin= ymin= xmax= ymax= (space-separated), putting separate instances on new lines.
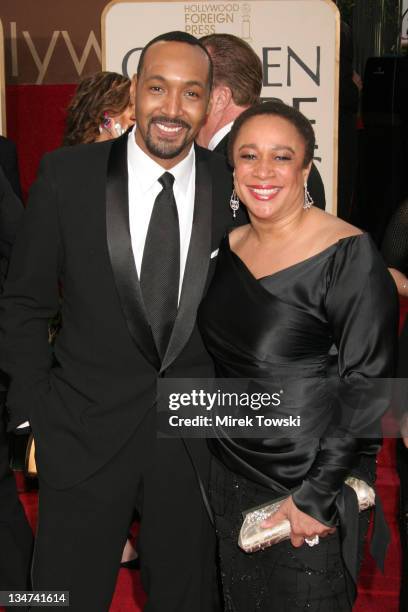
xmin=353 ymin=299 xmax=408 ymax=611
xmin=354 ymin=441 xmax=401 ymax=612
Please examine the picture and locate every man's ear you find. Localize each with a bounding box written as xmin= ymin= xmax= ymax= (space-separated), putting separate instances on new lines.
xmin=211 ymin=85 xmax=233 ymax=116
xmin=205 ymin=92 xmax=213 ymax=116
xmin=130 ymin=75 xmax=137 ymax=104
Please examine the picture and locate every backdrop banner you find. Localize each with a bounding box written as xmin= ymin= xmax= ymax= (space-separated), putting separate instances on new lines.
xmin=1 ymin=0 xmax=106 ymax=85
xmin=102 ymin=0 xmax=339 ymax=214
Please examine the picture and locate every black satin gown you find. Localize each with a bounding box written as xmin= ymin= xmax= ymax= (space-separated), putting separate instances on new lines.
xmin=198 ymin=233 xmax=398 ymax=611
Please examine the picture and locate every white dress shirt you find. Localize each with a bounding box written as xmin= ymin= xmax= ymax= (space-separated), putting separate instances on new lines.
xmin=207 ymin=122 xmax=234 ymax=151
xmin=127 ymin=126 xmax=195 ymax=301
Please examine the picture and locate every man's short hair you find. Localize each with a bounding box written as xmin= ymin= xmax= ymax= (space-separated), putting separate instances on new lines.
xmin=137 ymin=31 xmax=213 ymax=89
xmin=200 ymin=34 xmax=262 ymax=106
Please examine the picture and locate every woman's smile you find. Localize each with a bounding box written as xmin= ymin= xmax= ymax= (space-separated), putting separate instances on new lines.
xmin=246 ymin=185 xmax=283 ymax=201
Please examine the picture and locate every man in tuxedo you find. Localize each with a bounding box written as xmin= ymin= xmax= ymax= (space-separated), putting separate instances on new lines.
xmin=0 ymin=166 xmax=32 ymax=609
xmin=0 ymin=31 xmax=240 ymax=611
xmin=197 ymin=33 xmax=326 ymax=209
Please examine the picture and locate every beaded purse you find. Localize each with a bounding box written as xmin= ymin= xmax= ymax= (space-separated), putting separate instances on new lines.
xmin=238 ymin=477 xmax=375 ymax=553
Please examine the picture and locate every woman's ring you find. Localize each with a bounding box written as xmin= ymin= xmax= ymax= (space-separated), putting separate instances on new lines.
xmin=305 ymin=535 xmax=319 ymax=547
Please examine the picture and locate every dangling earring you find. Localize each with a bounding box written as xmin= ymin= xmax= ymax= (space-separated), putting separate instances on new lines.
xmin=303 ymin=181 xmax=314 ymax=209
xmin=230 ymin=189 xmax=240 ymax=218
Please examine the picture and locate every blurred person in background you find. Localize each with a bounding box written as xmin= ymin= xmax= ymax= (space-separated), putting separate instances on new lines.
xmin=0 ymin=163 xmax=32 ymax=609
xmin=197 ymin=33 xmax=326 ymax=210
xmin=0 ymin=135 xmax=23 ymax=200
xmin=381 ymin=197 xmax=408 ymax=612
xmin=337 ymin=22 xmax=360 ymax=222
xmin=63 ymin=71 xmax=135 ymax=146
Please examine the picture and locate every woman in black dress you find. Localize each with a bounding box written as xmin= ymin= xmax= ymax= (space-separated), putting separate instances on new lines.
xmin=198 ymin=102 xmax=398 ymax=611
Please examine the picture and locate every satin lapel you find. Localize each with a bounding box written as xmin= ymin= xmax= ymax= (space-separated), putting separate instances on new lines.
xmin=106 ymin=135 xmax=160 ymax=369
xmin=160 ymin=149 xmax=212 ymax=373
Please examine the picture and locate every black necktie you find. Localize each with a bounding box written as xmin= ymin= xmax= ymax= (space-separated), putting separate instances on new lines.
xmin=140 ymin=172 xmax=180 ymax=359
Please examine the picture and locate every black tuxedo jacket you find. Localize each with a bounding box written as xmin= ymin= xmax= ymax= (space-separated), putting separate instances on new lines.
xmin=214 ymin=133 xmax=326 ymax=211
xmin=0 ymin=167 xmax=32 ymax=594
xmin=0 ymin=134 xmax=242 ymax=489
xmin=0 ymin=166 xmax=23 ymax=395
xmin=0 ymin=166 xmax=23 ymax=290
xmin=0 ymin=136 xmax=23 ymax=201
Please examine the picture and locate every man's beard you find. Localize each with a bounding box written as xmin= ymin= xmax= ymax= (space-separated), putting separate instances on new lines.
xmin=144 ymin=117 xmax=193 ymax=159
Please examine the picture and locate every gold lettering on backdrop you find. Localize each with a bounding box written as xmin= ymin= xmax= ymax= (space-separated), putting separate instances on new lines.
xmin=7 ymin=22 xmax=102 ymax=84
xmin=10 ymin=22 xmax=18 ymax=77
xmin=241 ymin=3 xmax=251 ymax=41
xmin=184 ymin=2 xmax=242 ymax=36
xmin=22 ymin=30 xmax=60 ymax=84
xmin=61 ymin=30 xmax=101 ymax=76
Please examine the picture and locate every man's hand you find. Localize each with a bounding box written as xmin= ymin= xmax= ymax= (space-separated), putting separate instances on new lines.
xmin=261 ymin=495 xmax=336 ymax=548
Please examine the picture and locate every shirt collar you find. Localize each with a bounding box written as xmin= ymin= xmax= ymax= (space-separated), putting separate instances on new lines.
xmin=128 ymin=125 xmax=195 ymax=193
xmin=208 ymin=121 xmax=234 ymax=151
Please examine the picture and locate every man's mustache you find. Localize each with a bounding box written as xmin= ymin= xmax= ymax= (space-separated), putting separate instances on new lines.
xmin=150 ymin=116 xmax=191 ymax=130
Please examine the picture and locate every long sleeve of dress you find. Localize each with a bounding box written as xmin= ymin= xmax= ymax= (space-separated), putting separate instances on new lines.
xmin=292 ymin=235 xmax=399 ymax=525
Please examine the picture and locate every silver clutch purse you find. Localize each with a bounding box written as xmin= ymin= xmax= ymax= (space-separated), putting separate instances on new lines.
xmin=238 ymin=477 xmax=375 ymax=553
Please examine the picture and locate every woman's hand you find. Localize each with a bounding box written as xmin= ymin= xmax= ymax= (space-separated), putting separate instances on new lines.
xmin=261 ymin=496 xmax=336 ymax=548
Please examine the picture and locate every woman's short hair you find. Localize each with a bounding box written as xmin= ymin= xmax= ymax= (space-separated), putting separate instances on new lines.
xmin=228 ymin=101 xmax=316 ymax=168
xmin=63 ymin=71 xmax=131 ymax=146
